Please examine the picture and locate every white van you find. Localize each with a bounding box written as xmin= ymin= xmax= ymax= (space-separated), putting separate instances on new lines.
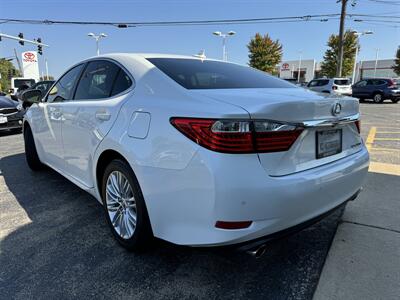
xmin=9 ymin=77 xmax=36 ymax=98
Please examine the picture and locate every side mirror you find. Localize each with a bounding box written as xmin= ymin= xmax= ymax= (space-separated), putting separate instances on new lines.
xmin=21 ymin=89 xmax=42 ymax=108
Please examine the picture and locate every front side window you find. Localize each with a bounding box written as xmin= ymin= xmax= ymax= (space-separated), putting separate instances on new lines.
xmin=47 ymin=64 xmax=85 ymax=103
xmin=355 ymin=80 xmax=367 ymax=87
xmin=308 ymin=80 xmax=319 ymax=87
xmin=74 ymin=60 xmax=120 ymax=100
xmin=147 ymin=58 xmax=294 ymax=90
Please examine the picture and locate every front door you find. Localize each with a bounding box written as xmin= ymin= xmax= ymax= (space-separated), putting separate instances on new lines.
xmin=32 ymin=64 xmax=85 ymax=170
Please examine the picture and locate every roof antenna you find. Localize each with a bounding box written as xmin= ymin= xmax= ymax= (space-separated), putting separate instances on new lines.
xmin=193 ymin=50 xmax=206 ymax=61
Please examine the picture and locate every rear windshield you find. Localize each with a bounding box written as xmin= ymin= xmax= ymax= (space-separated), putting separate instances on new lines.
xmin=334 ymin=79 xmax=350 ymax=85
xmin=147 ymin=58 xmax=294 ymax=90
xmin=14 ymin=79 xmax=35 ymax=88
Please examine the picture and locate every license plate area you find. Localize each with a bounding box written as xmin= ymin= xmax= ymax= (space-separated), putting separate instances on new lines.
xmin=316 ymin=129 xmax=342 ymax=159
xmin=0 ymin=115 xmax=7 ymax=124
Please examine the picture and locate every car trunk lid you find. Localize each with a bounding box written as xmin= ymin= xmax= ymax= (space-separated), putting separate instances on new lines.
xmin=192 ymin=88 xmax=363 ymax=176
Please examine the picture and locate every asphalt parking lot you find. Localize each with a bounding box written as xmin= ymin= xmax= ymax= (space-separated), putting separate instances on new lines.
xmin=0 ymin=102 xmax=398 ymax=299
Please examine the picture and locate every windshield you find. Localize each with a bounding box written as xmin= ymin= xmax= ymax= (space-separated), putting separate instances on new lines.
xmin=334 ymin=79 xmax=351 ymax=85
xmin=14 ymin=79 xmax=35 ymax=88
xmin=147 ymin=58 xmax=294 ymax=90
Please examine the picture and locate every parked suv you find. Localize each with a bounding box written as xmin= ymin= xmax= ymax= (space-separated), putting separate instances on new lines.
xmin=352 ymin=78 xmax=400 ymax=103
xmin=307 ymin=78 xmax=352 ymax=96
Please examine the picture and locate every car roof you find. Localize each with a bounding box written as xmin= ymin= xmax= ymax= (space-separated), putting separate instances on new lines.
xmin=96 ymin=52 xmax=223 ymax=62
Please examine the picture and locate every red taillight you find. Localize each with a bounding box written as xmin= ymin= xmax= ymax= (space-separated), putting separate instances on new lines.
xmin=388 ymin=80 xmax=396 ymax=89
xmin=215 ymin=221 xmax=252 ymax=230
xmin=255 ymin=130 xmax=304 ymax=152
xmin=355 ymin=120 xmax=361 ymax=134
xmin=170 ymin=118 xmax=303 ymax=154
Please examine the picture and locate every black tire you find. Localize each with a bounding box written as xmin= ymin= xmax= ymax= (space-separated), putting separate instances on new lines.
xmin=391 ymin=99 xmax=399 ymax=104
xmin=23 ymin=125 xmax=45 ymax=171
xmin=372 ymin=92 xmax=383 ymax=103
xmin=101 ymin=159 xmax=153 ymax=251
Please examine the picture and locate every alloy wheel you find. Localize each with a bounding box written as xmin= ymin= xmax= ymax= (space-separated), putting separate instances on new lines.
xmin=105 ymin=171 xmax=137 ymax=239
xmin=373 ymin=94 xmax=382 ymax=103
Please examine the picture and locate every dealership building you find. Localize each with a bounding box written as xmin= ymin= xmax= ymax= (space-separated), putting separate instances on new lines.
xmin=278 ymin=58 xmax=397 ymax=82
xmin=278 ymin=59 xmax=319 ymax=83
xmin=355 ymin=59 xmax=397 ymax=81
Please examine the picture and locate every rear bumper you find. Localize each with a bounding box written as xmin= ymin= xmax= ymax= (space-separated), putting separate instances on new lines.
xmin=142 ymin=146 xmax=369 ymax=246
xmin=235 ymin=189 xmax=360 ymax=252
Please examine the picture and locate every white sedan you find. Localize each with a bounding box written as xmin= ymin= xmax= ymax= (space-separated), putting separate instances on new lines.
xmin=22 ymin=54 xmax=369 ymax=253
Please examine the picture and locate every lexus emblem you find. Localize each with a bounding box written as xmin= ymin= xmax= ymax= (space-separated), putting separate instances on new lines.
xmin=332 ymin=102 xmax=342 ymax=116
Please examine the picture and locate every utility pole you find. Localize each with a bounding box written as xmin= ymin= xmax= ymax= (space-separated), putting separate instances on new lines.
xmin=337 ymin=0 xmax=348 ymax=77
xmin=13 ymin=48 xmax=22 ymax=74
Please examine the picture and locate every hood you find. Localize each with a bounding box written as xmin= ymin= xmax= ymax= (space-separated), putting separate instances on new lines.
xmin=0 ymin=96 xmax=18 ymax=109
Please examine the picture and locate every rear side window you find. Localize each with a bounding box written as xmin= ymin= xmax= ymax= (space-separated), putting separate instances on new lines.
xmin=147 ymin=58 xmax=294 ymax=89
xmin=74 ymin=60 xmax=120 ymax=100
xmin=111 ymin=69 xmax=133 ymax=96
xmin=334 ymin=79 xmax=350 ymax=85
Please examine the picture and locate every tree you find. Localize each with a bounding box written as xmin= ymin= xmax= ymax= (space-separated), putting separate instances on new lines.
xmin=0 ymin=59 xmax=20 ymax=91
xmin=247 ymin=33 xmax=283 ymax=74
xmin=320 ymin=30 xmax=358 ymax=78
xmin=393 ymin=47 xmax=400 ymax=76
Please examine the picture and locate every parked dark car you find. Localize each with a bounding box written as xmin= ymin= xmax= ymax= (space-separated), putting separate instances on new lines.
xmin=0 ymin=96 xmax=24 ymax=132
xmin=18 ymin=80 xmax=55 ymax=100
xmin=352 ymin=78 xmax=400 ymax=103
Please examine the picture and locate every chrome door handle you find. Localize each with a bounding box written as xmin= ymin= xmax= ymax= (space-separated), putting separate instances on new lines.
xmin=95 ymin=110 xmax=111 ymax=121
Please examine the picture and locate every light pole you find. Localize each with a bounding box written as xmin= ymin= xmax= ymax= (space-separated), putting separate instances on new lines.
xmin=213 ymin=31 xmax=236 ymax=61
xmin=297 ymin=51 xmax=302 ymax=83
xmin=374 ymin=48 xmax=380 ymax=77
xmin=351 ymin=30 xmax=373 ymax=84
xmin=87 ymin=33 xmax=107 ymax=56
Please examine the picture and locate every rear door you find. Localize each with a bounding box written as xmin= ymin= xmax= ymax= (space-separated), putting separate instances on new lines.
xmin=61 ymin=59 xmax=133 ymax=188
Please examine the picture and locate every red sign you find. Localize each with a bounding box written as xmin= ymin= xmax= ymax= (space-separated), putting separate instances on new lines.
xmin=281 ymin=63 xmax=290 ymax=71
xmin=23 ymin=52 xmax=36 ymax=62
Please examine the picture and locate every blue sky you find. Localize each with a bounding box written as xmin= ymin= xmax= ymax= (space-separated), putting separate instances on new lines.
xmin=0 ymin=0 xmax=399 ymax=77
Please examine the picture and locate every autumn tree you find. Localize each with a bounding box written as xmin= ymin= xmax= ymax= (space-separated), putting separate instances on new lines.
xmin=320 ymin=30 xmax=358 ymax=78
xmin=248 ymin=33 xmax=282 ymax=74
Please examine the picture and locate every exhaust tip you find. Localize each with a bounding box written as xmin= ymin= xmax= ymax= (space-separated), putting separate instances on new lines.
xmin=246 ymin=244 xmax=267 ymax=259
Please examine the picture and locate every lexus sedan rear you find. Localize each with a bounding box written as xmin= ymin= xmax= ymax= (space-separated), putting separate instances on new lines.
xmin=22 ymin=54 xmax=369 ymax=250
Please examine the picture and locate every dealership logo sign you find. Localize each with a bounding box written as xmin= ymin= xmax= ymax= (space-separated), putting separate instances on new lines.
xmin=23 ymin=52 xmax=37 ymax=63
xmin=281 ymin=63 xmax=290 ymax=71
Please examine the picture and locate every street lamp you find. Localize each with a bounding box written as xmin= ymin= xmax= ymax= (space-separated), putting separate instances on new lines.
xmin=87 ymin=32 xmax=107 ymax=56
xmin=351 ymin=30 xmax=373 ymax=84
xmin=213 ymin=31 xmax=236 ymax=61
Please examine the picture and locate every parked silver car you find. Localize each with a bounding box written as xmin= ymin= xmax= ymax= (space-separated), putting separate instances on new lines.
xmin=307 ymin=78 xmax=352 ymax=96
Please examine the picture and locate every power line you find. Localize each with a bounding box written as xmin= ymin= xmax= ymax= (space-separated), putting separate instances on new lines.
xmin=0 ymin=14 xmax=343 ymax=27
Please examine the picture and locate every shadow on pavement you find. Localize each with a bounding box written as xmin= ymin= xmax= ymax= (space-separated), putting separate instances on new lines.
xmin=0 ymin=152 xmax=343 ymax=300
